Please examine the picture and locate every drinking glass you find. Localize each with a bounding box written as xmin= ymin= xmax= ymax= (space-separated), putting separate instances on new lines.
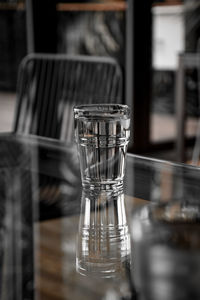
xmin=74 ymin=104 xmax=130 ymax=191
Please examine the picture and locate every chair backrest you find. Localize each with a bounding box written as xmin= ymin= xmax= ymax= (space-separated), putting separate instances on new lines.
xmin=13 ymin=53 xmax=123 ymax=142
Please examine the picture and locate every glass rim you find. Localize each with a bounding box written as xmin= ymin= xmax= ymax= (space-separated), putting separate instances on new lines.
xmin=73 ymin=104 xmax=130 ymax=116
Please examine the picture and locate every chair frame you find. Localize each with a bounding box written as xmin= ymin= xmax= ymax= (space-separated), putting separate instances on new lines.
xmin=13 ymin=53 xmax=123 ymax=141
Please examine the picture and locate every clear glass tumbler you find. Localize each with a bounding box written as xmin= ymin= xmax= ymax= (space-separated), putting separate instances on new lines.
xmin=74 ymin=104 xmax=130 ymax=191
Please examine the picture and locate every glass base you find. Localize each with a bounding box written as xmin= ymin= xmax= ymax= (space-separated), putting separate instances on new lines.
xmin=76 ymin=255 xmax=130 ymax=279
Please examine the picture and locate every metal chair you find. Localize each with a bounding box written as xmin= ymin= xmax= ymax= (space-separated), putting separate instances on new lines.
xmin=13 ymin=53 xmax=123 ymax=142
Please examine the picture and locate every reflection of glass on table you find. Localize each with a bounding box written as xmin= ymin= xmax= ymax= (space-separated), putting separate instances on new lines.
xmin=76 ymin=188 xmax=131 ymax=278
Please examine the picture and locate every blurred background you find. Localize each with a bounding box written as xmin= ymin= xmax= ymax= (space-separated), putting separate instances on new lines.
xmin=0 ymin=0 xmax=200 ymax=162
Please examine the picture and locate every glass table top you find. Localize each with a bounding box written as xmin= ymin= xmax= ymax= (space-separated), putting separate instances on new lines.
xmin=0 ymin=133 xmax=199 ymax=300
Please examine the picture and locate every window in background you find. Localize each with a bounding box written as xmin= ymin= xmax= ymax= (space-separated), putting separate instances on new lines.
xmin=150 ymin=0 xmax=200 ymax=156
xmin=151 ymin=0 xmax=185 ymax=143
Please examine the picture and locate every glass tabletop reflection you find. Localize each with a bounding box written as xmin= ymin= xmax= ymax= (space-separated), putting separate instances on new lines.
xmin=0 ymin=133 xmax=200 ymax=300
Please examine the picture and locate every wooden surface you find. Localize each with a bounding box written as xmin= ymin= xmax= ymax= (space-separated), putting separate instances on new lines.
xmin=152 ymin=0 xmax=183 ymax=6
xmin=35 ymin=215 xmax=78 ymax=300
xmin=35 ymin=196 xmax=148 ymax=299
xmin=0 ymin=2 xmax=126 ymax=11
xmin=57 ymin=2 xmax=126 ymax=11
xmin=0 ymin=2 xmax=24 ymax=10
